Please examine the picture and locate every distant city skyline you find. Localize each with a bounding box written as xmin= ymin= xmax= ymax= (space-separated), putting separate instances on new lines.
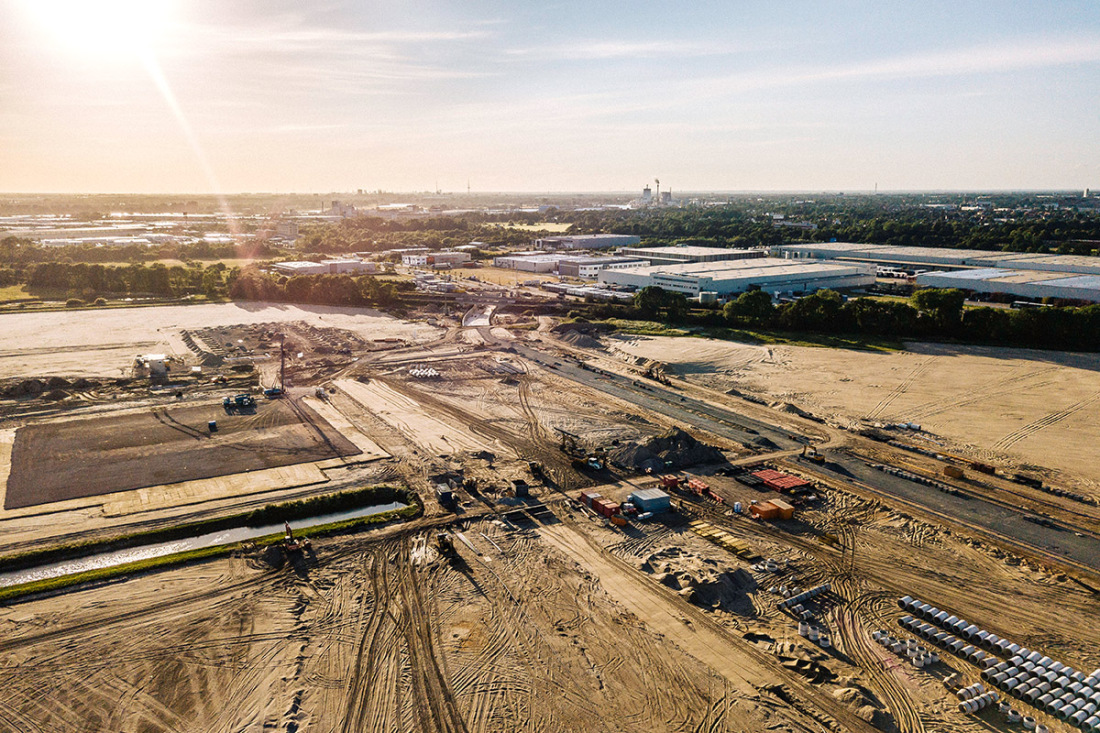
xmin=1 ymin=0 xmax=1098 ymax=194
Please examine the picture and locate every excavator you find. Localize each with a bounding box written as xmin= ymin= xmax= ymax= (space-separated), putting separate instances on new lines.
xmin=555 ymin=428 xmax=606 ymax=472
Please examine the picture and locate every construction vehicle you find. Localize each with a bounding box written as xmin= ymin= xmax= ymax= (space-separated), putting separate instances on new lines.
xmin=555 ymin=428 xmax=606 ymax=472
xmin=223 ymin=393 xmax=256 ymax=412
xmin=436 ymin=532 xmax=456 ymax=558
xmin=527 ymin=460 xmax=544 ymax=478
xmin=283 ymin=522 xmax=311 ymax=554
xmin=802 ymin=445 xmax=825 ymax=464
xmin=263 ymin=387 xmax=284 ymax=398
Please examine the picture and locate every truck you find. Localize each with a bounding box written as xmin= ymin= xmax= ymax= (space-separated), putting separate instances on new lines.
xmin=435 ymin=484 xmax=455 ymax=506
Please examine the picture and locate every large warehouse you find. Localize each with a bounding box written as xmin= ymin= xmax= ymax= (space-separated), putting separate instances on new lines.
xmin=534 ymin=234 xmax=641 ymax=250
xmin=915 ymin=269 xmax=1100 ymax=303
xmin=773 ymin=243 xmax=1100 ymax=276
xmin=597 ymin=258 xmax=874 ymax=297
xmin=617 ymin=245 xmax=766 ymax=265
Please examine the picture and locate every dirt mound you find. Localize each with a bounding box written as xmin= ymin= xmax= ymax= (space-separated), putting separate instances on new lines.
xmin=42 ymin=389 xmax=69 ymax=401
xmin=47 ymin=376 xmax=71 ymax=388
xmin=559 ymin=331 xmax=603 ymax=349
xmin=4 ymin=379 xmax=45 ymax=397
xmin=832 ymin=686 xmax=886 ymax=726
xmin=70 ymin=378 xmax=99 ymax=390
xmin=608 ymin=427 xmax=725 ymax=472
xmin=772 ymin=401 xmax=810 ymax=417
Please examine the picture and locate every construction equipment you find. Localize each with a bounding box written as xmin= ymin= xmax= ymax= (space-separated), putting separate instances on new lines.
xmin=283 ymin=522 xmax=311 ymax=554
xmin=527 ymin=460 xmax=543 ymax=478
xmin=555 ymin=428 xmax=606 ymax=471
xmin=222 ymin=393 xmax=255 ymax=413
xmin=436 ymin=532 xmax=456 ymax=558
xmin=802 ymin=445 xmax=825 ymax=464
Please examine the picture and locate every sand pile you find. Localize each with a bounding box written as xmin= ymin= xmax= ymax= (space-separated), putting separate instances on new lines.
xmin=559 ymin=331 xmax=603 ymax=349
xmin=608 ymin=427 xmax=725 ymax=472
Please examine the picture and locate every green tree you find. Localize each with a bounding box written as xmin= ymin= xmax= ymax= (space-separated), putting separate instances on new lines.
xmin=723 ymin=289 xmax=774 ymax=325
xmin=911 ymin=288 xmax=966 ymax=332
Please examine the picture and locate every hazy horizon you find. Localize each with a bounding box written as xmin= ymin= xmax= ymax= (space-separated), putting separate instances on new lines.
xmin=2 ymin=0 xmax=1098 ymax=195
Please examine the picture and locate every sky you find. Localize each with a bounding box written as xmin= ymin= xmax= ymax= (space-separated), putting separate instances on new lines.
xmin=0 ymin=0 xmax=1098 ymax=194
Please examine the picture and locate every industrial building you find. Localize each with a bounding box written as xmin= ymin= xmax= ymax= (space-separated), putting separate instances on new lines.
xmin=597 ymin=257 xmax=874 ymax=297
xmin=617 ymin=245 xmax=766 ymax=266
xmin=271 ymin=259 xmax=377 ymax=276
xmin=773 ymin=243 xmax=1100 ymax=276
xmin=556 ymin=256 xmax=650 ymax=278
xmin=534 ymin=234 xmax=641 ymax=250
xmin=915 ymin=269 xmax=1100 ymax=303
xmin=401 ymin=251 xmax=471 ymax=268
xmin=493 ymin=253 xmax=565 ymax=273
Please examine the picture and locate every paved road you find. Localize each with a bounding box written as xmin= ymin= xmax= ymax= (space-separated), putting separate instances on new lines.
xmin=509 ymin=340 xmax=1100 ymax=576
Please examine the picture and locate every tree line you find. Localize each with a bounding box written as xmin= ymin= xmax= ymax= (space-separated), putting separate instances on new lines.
xmin=228 ymin=270 xmax=412 ymax=309
xmin=7 ymin=261 xmax=233 ymax=298
xmin=622 ymin=285 xmax=1100 ymax=352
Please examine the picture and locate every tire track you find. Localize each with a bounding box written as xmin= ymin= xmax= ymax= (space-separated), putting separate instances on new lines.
xmin=992 ymin=391 xmax=1100 ymax=451
xmin=904 ymin=366 xmax=1059 ymax=420
xmin=865 ymin=357 xmax=937 ymax=421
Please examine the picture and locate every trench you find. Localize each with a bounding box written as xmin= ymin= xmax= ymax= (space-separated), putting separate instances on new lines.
xmin=0 ymin=501 xmax=406 ymax=588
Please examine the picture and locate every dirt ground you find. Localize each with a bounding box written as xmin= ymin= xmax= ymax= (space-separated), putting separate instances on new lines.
xmin=0 ymin=302 xmax=440 ymax=379
xmin=5 ymin=397 xmax=359 ymax=509
xmin=2 ymin=309 xmax=1099 ymax=732
xmin=605 ymin=334 xmax=1100 ymax=491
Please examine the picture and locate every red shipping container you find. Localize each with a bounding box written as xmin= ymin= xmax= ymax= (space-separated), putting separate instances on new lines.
xmin=593 ymin=499 xmax=619 ymax=517
xmin=579 ymin=491 xmax=602 ymax=507
xmin=659 ymin=475 xmax=681 ymax=488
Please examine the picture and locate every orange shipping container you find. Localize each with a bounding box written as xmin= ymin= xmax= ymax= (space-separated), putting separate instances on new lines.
xmin=770 ymin=499 xmax=795 ymax=520
xmin=750 ymin=501 xmax=781 ymax=520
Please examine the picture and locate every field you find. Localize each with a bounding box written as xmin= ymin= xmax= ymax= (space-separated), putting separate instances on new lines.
xmin=606 ymin=334 xmax=1100 ymax=491
xmin=0 ymin=301 xmax=440 ymax=378
xmin=1 ymin=306 xmax=1099 ymax=732
xmin=5 ymin=398 xmax=359 ymax=509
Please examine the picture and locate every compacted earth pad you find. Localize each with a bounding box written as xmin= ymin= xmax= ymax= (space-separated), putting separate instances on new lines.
xmin=5 ymin=398 xmax=360 ymax=509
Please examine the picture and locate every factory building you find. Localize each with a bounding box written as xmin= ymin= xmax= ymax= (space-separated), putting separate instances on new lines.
xmin=617 ymin=245 xmax=767 ymax=266
xmin=534 ymin=234 xmax=641 ymax=250
xmin=915 ymin=269 xmax=1100 ymax=303
xmin=401 ymin=251 xmax=472 ymax=268
xmin=272 ymin=259 xmax=377 ymax=276
xmin=597 ymin=258 xmax=874 ymax=297
xmin=773 ymin=243 xmax=1100 ymax=276
xmin=493 ymin=253 xmax=566 ymax=272
xmin=556 ymin=256 xmax=650 ymax=278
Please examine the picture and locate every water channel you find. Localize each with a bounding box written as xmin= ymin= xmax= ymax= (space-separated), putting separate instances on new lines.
xmin=0 ymin=501 xmax=407 ymax=589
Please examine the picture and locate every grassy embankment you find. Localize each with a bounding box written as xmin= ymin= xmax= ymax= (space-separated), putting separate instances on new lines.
xmin=594 ymin=318 xmax=904 ymax=352
xmin=0 ymin=486 xmax=419 ymax=603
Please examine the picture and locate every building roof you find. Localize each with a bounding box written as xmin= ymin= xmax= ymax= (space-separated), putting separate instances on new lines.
xmin=622 ymin=245 xmax=743 ymax=257
xmin=630 ymin=488 xmax=671 ymax=501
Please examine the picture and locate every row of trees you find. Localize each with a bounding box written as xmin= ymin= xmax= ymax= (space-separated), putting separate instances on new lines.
xmin=624 ymin=285 xmax=1100 ymax=351
xmin=228 ymin=271 xmax=411 ymax=308
xmin=0 ymin=235 xmax=260 ymax=266
xmin=16 ymin=261 xmax=233 ymax=298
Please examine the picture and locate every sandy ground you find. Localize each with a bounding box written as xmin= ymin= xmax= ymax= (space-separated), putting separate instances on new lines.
xmin=607 ymin=335 xmax=1100 ymax=489
xmin=5 ymin=398 xmax=360 ymax=509
xmin=0 ymin=302 xmax=441 ymax=378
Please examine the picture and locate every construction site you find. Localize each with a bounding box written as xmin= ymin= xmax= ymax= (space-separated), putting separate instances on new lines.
xmin=0 ymin=301 xmax=1098 ymax=733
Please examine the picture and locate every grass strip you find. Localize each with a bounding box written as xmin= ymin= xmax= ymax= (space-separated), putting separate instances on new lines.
xmin=0 ymin=485 xmax=413 ymax=573
xmin=0 ymin=503 xmax=419 ymax=603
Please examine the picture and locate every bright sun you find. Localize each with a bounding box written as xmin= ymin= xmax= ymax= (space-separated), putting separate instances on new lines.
xmin=22 ymin=0 xmax=176 ymax=59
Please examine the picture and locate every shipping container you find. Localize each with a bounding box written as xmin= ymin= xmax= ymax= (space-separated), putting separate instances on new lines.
xmin=659 ymin=475 xmax=681 ymax=488
xmin=593 ymin=498 xmax=619 ymax=517
xmin=750 ymin=501 xmax=781 ymax=520
xmin=579 ymin=491 xmax=602 ymax=508
xmin=944 ymin=465 xmax=965 ymax=479
xmin=770 ymin=499 xmax=795 ymax=520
